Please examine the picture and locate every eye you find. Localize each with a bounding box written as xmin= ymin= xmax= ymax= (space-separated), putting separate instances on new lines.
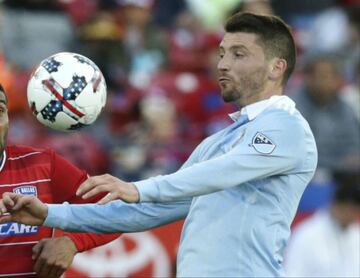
xmin=219 ymin=53 xmax=224 ymax=59
xmin=234 ymin=52 xmax=245 ymax=58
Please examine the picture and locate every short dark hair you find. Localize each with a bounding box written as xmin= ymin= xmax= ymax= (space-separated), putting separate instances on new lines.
xmin=0 ymin=84 xmax=5 ymax=94
xmin=333 ymin=172 xmax=360 ymax=205
xmin=0 ymin=83 xmax=8 ymax=103
xmin=225 ymin=12 xmax=296 ymax=85
xmin=0 ymin=84 xmax=7 ymax=103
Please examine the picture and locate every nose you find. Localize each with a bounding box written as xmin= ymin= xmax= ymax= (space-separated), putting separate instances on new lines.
xmin=217 ymin=55 xmax=230 ymax=72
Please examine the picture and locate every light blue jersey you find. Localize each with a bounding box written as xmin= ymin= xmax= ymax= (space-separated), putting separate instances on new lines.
xmin=45 ymin=96 xmax=317 ymax=277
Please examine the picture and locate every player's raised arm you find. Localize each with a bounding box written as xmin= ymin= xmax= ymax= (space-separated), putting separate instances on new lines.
xmin=76 ymin=174 xmax=140 ymax=204
xmin=0 ymin=192 xmax=48 ymax=226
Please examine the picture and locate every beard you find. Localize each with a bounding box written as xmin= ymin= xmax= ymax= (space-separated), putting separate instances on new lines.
xmin=0 ymin=128 xmax=8 ymax=156
xmin=220 ymin=67 xmax=267 ymax=105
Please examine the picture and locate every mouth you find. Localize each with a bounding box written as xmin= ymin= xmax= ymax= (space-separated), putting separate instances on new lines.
xmin=218 ymin=77 xmax=231 ymax=86
xmin=219 ymin=77 xmax=231 ymax=82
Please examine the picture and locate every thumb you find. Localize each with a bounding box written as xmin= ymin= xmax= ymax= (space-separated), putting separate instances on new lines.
xmin=32 ymin=239 xmax=45 ymax=260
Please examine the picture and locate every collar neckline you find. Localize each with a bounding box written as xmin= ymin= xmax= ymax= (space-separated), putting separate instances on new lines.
xmin=0 ymin=150 xmax=6 ymax=172
xmin=228 ymin=95 xmax=294 ymax=122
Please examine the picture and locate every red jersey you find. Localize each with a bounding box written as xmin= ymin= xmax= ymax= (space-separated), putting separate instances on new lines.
xmin=0 ymin=145 xmax=120 ymax=277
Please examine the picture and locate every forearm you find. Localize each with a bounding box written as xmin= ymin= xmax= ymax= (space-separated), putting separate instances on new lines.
xmin=44 ymin=199 xmax=190 ymax=233
xmin=60 ymin=231 xmax=120 ymax=252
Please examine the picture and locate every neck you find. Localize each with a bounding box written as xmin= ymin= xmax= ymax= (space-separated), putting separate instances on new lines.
xmin=235 ymin=89 xmax=283 ymax=109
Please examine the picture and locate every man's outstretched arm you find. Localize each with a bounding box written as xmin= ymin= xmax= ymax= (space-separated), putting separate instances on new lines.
xmin=0 ymin=192 xmax=190 ymax=233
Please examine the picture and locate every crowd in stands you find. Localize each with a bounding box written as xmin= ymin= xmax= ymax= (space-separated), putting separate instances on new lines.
xmin=0 ymin=0 xmax=359 ymax=276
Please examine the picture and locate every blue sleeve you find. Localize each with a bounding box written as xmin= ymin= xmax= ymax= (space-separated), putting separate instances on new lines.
xmin=135 ymin=112 xmax=312 ymax=202
xmin=43 ymin=148 xmax=201 ymax=233
xmin=44 ymin=199 xmax=191 ymax=233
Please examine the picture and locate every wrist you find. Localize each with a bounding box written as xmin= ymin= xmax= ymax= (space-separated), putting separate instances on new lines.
xmin=129 ymin=182 xmax=140 ymax=203
xmin=62 ymin=235 xmax=79 ymax=254
xmin=42 ymin=204 xmax=49 ymax=224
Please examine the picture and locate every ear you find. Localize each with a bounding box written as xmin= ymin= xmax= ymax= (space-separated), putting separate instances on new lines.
xmin=268 ymin=58 xmax=287 ymax=82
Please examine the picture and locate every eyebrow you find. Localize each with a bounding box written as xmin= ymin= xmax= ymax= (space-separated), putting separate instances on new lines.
xmin=0 ymin=100 xmax=7 ymax=106
xmin=219 ymin=44 xmax=250 ymax=52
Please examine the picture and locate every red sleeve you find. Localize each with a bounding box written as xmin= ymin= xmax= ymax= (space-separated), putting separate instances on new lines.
xmin=49 ymin=149 xmax=122 ymax=252
xmin=54 ymin=230 xmax=119 ymax=253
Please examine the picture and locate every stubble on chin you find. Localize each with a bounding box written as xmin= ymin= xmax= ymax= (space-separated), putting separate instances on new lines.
xmin=222 ymin=93 xmax=233 ymax=103
xmin=221 ymin=86 xmax=236 ymax=103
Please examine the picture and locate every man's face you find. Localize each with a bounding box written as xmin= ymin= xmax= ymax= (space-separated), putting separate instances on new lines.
xmin=305 ymin=60 xmax=341 ymax=104
xmin=0 ymin=91 xmax=9 ymax=154
xmin=218 ymin=32 xmax=269 ymax=106
xmin=332 ymin=202 xmax=360 ymax=228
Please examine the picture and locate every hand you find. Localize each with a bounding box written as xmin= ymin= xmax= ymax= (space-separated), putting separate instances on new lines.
xmin=76 ymin=174 xmax=140 ymax=204
xmin=0 ymin=192 xmax=48 ymax=226
xmin=32 ymin=236 xmax=78 ymax=278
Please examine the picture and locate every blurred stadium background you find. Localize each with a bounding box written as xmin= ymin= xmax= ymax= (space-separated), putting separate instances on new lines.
xmin=0 ymin=0 xmax=359 ymax=277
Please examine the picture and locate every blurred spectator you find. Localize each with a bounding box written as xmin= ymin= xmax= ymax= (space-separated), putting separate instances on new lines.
xmin=306 ymin=6 xmax=350 ymax=53
xmin=59 ymin=0 xmax=98 ymax=25
xmin=111 ymin=94 xmax=182 ymax=180
xmin=291 ymin=53 xmax=360 ymax=172
xmin=0 ymin=0 xmax=75 ymax=70
xmin=120 ymin=0 xmax=168 ymax=89
xmin=230 ymin=0 xmax=274 ymax=15
xmin=167 ymin=10 xmax=210 ymax=72
xmin=76 ymin=8 xmax=127 ymax=91
xmin=0 ymin=0 xmax=75 ymax=116
xmin=152 ymin=0 xmax=187 ymax=27
xmin=285 ymin=172 xmax=360 ymax=277
xmin=341 ymin=60 xmax=360 ymax=121
xmin=272 ymin=0 xmax=336 ymax=23
xmin=38 ymin=133 xmax=110 ymax=175
xmin=185 ymin=0 xmax=240 ymax=30
xmin=343 ymin=5 xmax=360 ymax=82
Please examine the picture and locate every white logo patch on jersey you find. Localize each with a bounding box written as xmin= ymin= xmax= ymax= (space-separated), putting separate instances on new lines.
xmin=13 ymin=185 xmax=37 ymax=196
xmin=251 ymin=132 xmax=276 ymax=154
xmin=0 ymin=222 xmax=38 ymax=237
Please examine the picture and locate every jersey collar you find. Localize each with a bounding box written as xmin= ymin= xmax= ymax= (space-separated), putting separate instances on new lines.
xmin=229 ymin=95 xmax=295 ymax=122
xmin=0 ymin=150 xmax=6 ymax=172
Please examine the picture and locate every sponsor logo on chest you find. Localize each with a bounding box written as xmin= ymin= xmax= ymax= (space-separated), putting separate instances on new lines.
xmin=0 ymin=185 xmax=39 ymax=237
xmin=0 ymin=222 xmax=38 ymax=237
xmin=13 ymin=185 xmax=38 ymax=196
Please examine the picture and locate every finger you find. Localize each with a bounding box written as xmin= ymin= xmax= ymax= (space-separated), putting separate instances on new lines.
xmin=32 ymin=240 xmax=45 ymax=260
xmin=54 ymin=268 xmax=65 ymax=278
xmin=2 ymin=193 xmax=28 ymax=211
xmin=34 ymin=254 xmax=46 ymax=275
xmin=0 ymin=214 xmax=12 ymax=223
xmin=2 ymin=192 xmax=15 ymax=207
xmin=37 ymin=262 xmax=52 ymax=278
xmin=97 ymin=192 xmax=118 ymax=205
xmin=0 ymin=199 xmax=8 ymax=214
xmin=47 ymin=266 xmax=60 ymax=278
xmin=82 ymin=184 xmax=110 ymax=199
xmin=12 ymin=195 xmax=32 ymax=211
xmin=76 ymin=175 xmax=108 ymax=196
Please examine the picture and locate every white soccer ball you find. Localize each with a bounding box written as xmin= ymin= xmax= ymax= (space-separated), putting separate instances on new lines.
xmin=27 ymin=52 xmax=107 ymax=131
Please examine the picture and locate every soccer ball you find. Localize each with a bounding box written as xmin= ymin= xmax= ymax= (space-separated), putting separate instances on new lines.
xmin=27 ymin=52 xmax=107 ymax=131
